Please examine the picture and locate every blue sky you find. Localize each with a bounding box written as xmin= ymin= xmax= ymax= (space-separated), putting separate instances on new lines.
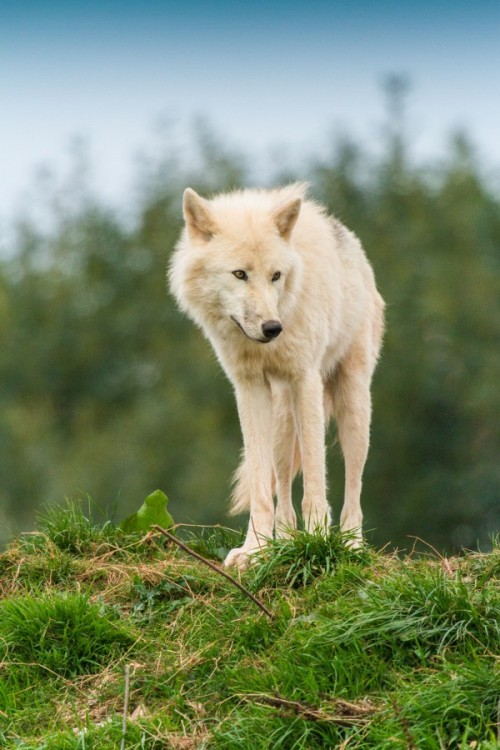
xmin=1 ymin=0 xmax=499 ymax=228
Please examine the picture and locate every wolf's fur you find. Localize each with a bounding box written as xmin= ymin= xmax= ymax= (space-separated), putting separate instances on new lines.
xmin=169 ymin=184 xmax=384 ymax=569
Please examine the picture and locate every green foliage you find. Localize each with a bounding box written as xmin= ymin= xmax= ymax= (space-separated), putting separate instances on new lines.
xmin=120 ymin=489 xmax=175 ymax=533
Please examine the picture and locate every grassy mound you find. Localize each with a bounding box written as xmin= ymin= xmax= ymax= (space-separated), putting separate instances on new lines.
xmin=0 ymin=501 xmax=498 ymax=748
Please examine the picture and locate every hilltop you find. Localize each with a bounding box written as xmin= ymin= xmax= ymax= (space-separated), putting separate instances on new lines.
xmin=0 ymin=501 xmax=498 ymax=748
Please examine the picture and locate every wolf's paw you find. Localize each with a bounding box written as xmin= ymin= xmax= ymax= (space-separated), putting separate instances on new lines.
xmin=275 ymin=524 xmax=296 ymax=540
xmin=224 ymin=545 xmax=260 ymax=571
xmin=302 ymin=503 xmax=332 ymax=535
xmin=343 ymin=527 xmax=363 ymax=550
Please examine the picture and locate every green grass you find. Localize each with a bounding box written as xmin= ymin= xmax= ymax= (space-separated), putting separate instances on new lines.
xmin=0 ymin=500 xmax=498 ymax=749
xmin=0 ymin=592 xmax=135 ymax=678
xmin=34 ymin=497 xmax=125 ymax=554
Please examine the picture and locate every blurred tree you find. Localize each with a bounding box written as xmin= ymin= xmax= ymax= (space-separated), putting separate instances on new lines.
xmin=0 ymin=111 xmax=498 ymax=552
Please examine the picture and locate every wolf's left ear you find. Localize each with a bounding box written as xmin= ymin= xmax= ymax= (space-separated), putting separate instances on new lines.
xmin=273 ymin=198 xmax=301 ymax=240
xmin=183 ymin=188 xmax=216 ymax=242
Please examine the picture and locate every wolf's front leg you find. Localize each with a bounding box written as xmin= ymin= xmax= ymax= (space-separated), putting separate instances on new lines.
xmin=224 ymin=378 xmax=274 ymax=570
xmin=294 ymin=371 xmax=331 ymax=532
xmin=271 ymin=380 xmax=299 ymax=537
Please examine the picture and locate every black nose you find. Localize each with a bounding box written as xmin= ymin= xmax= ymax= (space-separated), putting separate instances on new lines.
xmin=261 ymin=320 xmax=283 ymax=340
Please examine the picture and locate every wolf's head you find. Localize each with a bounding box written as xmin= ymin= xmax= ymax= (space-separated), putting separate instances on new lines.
xmin=170 ymin=186 xmax=304 ymax=344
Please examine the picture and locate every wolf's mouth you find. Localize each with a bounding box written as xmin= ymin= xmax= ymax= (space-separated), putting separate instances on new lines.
xmin=230 ymin=316 xmax=271 ymax=344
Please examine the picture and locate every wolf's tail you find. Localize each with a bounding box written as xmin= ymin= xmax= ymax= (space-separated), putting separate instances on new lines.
xmin=229 ymin=442 xmax=302 ymax=516
xmin=228 ymin=460 xmax=251 ymax=515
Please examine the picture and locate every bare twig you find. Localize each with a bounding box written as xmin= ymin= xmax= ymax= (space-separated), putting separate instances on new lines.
xmin=120 ymin=664 xmax=131 ymax=750
xmin=241 ymin=693 xmax=374 ymax=726
xmin=153 ymin=526 xmax=274 ymax=619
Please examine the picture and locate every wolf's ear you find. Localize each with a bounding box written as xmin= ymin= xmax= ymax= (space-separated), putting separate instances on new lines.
xmin=183 ymin=188 xmax=216 ymax=242
xmin=273 ymin=197 xmax=301 ymax=240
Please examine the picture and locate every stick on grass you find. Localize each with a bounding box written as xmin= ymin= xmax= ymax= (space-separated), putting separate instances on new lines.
xmin=242 ymin=693 xmax=374 ymax=726
xmin=153 ymin=525 xmax=274 ymax=619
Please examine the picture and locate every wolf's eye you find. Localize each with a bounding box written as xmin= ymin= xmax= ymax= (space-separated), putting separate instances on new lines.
xmin=232 ymin=270 xmax=248 ymax=281
xmin=271 ymin=271 xmax=281 ymax=282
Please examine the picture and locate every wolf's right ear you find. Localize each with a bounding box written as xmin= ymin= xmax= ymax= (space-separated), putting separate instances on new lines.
xmin=183 ymin=188 xmax=216 ymax=242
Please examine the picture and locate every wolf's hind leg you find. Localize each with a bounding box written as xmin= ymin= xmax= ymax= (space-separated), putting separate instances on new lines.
xmin=330 ymin=337 xmax=374 ymax=545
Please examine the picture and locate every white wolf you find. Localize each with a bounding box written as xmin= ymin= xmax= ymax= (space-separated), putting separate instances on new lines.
xmin=169 ymin=184 xmax=384 ymax=569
